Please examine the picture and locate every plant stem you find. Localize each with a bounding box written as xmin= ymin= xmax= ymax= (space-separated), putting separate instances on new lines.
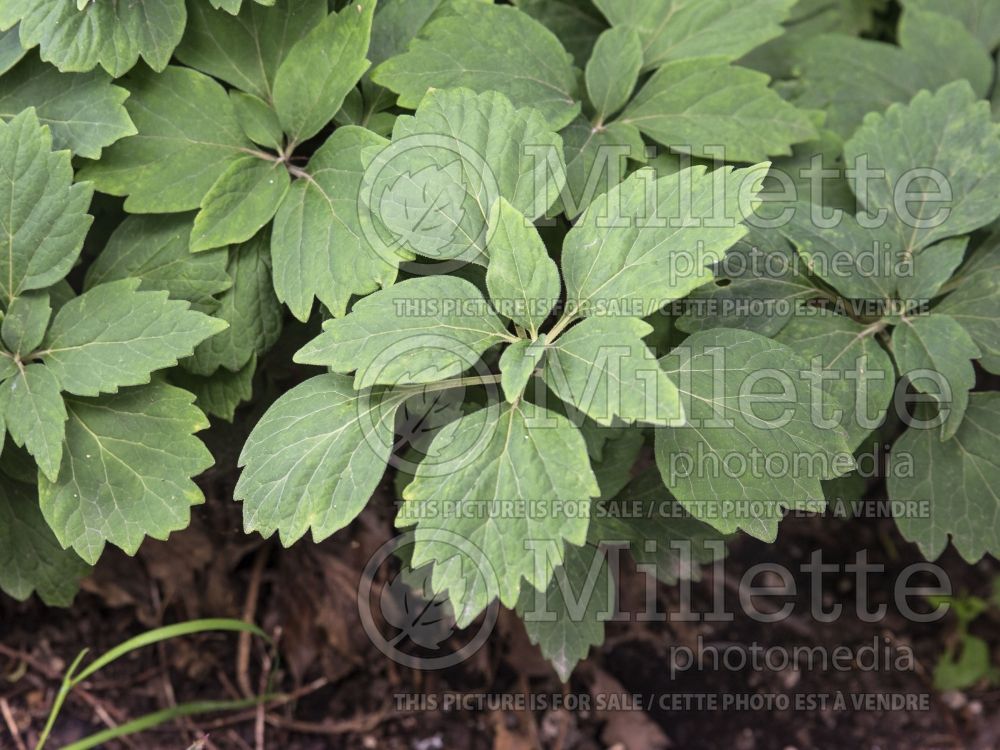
xmin=35 ymin=649 xmax=88 ymax=750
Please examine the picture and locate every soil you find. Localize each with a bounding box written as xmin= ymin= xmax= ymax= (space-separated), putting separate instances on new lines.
xmin=2 ymin=416 xmax=999 ymax=750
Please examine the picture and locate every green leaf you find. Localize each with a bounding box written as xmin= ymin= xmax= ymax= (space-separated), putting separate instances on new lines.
xmin=512 ymin=0 xmax=605 ymax=66
xmin=586 ymin=27 xmax=641 ymax=122
xmin=896 ymin=9 xmax=993 ymax=97
xmin=938 ymin=273 xmax=1000 ymax=375
xmin=516 ymin=541 xmax=612 ymax=681
xmin=210 ymin=0 xmax=278 ymax=12
xmin=775 ymin=310 xmax=894 ymax=451
xmin=171 ymin=354 xmax=255 ymax=423
xmin=892 ymin=314 xmax=980 ymax=440
xmin=191 ymin=157 xmax=290 ymax=253
xmin=897 ymin=237 xmax=967 ymax=304
xmin=0 ymin=26 xmax=26 ymax=76
xmin=589 ymin=470 xmax=726 ymax=584
xmin=399 ymin=400 xmax=599 ymax=625
xmin=499 ymin=336 xmax=546 ymax=403
xmin=901 ymin=0 xmax=1000 ymax=50
xmin=485 ymin=199 xmax=560 ymax=337
xmin=230 ymin=92 xmax=284 ymax=151
xmin=365 ymin=87 xmax=566 ymax=265
xmin=620 ymin=58 xmax=817 ymax=162
xmin=655 ymin=329 xmax=853 ymax=540
xmin=593 ymin=0 xmax=795 ymax=70
xmin=0 ymin=477 xmax=89 ymax=605
xmin=185 ymin=233 xmax=283 ymax=376
xmin=236 ymin=373 xmax=407 ymax=545
xmin=792 ymin=11 xmax=993 ymax=137
xmin=368 ymin=0 xmax=444 ymax=68
xmin=556 ymin=117 xmax=645 ymax=218
xmin=843 ymin=81 xmax=1000 ymax=256
xmin=0 ymin=53 xmax=135 ymax=159
xmin=176 ymin=0 xmax=325 ymax=103
xmin=296 ymin=276 xmax=511 ymax=389
xmin=372 ymin=0 xmax=581 ymax=130
xmin=39 ymin=381 xmax=214 ymax=564
xmin=676 ymin=226 xmax=816 ymax=338
xmin=0 ymin=109 xmax=93 ymax=308
xmin=588 ymin=426 xmax=644 ymax=501
xmin=777 ymin=205 xmax=902 ymax=303
xmin=889 ymin=393 xmax=1000 ymax=562
xmin=271 ymin=125 xmax=395 ymax=320
xmin=272 ymin=0 xmax=375 ymax=144
xmin=562 ymin=164 xmax=768 ymax=317
xmin=0 ymin=0 xmax=186 ymax=76
xmin=544 ymin=318 xmax=683 ymax=426
xmin=77 ymin=66 xmax=253 ymax=213
xmin=0 ymin=364 xmax=66 ymax=482
xmin=2 ymin=291 xmax=50 ymax=355
xmin=84 ymin=214 xmax=231 ymax=312
xmin=39 ymin=279 xmax=227 ymax=397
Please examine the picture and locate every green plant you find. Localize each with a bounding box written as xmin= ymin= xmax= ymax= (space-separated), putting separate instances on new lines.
xmin=34 ymin=619 xmax=270 ymax=750
xmin=0 ymin=0 xmax=998 ymax=684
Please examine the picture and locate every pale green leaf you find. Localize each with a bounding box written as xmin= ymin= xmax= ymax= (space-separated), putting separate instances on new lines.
xmin=185 ymin=233 xmax=283 ymax=376
xmin=39 ymin=381 xmax=214 ymax=564
xmin=586 ymin=27 xmax=641 ymax=122
xmin=562 ymin=164 xmax=768 ymax=317
xmin=191 ymin=156 xmax=290 ymax=253
xmin=485 ymin=199 xmax=559 ymax=337
xmin=777 ymin=205 xmax=902 ymax=302
xmin=85 ymin=214 xmax=232 ymax=311
xmin=655 ymin=328 xmax=853 ymax=540
xmin=892 ymin=314 xmax=980 ymax=440
xmin=545 ymin=318 xmax=683 ymax=426
xmin=0 ymin=0 xmax=186 ymax=76
xmin=210 ymin=0 xmax=277 ymax=13
xmin=372 ymin=0 xmax=581 ymax=130
xmin=676 ymin=226 xmax=817 ymax=338
xmin=236 ymin=373 xmax=407 ymax=545
xmin=1 ymin=291 xmax=50 ymax=355
xmin=0 ymin=26 xmax=26 ymax=76
xmin=231 ymin=92 xmax=283 ymax=151
xmin=843 ymin=81 xmax=1000 ymax=255
xmin=76 ymin=66 xmax=253 ymax=213
xmin=364 ymin=87 xmax=566 ymax=265
xmin=889 ymin=394 xmax=1000 ymax=562
xmin=555 ymin=117 xmax=645 ymax=219
xmin=516 ymin=541 xmax=612 ymax=681
xmin=271 ymin=125 xmax=395 ymax=320
xmin=39 ymin=279 xmax=228 ymax=397
xmin=590 ymin=471 xmax=726 ymax=584
xmin=399 ymin=400 xmax=599 ymax=625
xmin=0 ymin=477 xmax=89 ymax=605
xmin=901 ymin=0 xmax=1000 ymax=50
xmin=0 ymin=109 xmax=93 ymax=308
xmin=296 ymin=276 xmax=511 ymax=389
xmin=0 ymin=364 xmax=65 ymax=482
xmin=512 ymin=0 xmax=605 ymax=65
xmin=620 ymin=58 xmax=817 ymax=162
xmin=171 ymin=354 xmax=255 ymax=423
xmin=593 ymin=0 xmax=795 ymax=70
xmin=897 ymin=237 xmax=967 ymax=304
xmin=938 ymin=273 xmax=1000 ymax=375
xmin=775 ymin=310 xmax=895 ymax=450
xmin=499 ymin=336 xmax=546 ymax=403
xmin=177 ymin=0 xmax=325 ymax=102
xmin=273 ymin=1 xmax=375 ymax=144
xmin=792 ymin=10 xmax=993 ymax=137
xmin=0 ymin=53 xmax=135 ymax=159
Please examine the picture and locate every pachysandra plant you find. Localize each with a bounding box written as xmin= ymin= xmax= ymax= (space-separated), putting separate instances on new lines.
xmin=0 ymin=0 xmax=998 ymax=683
